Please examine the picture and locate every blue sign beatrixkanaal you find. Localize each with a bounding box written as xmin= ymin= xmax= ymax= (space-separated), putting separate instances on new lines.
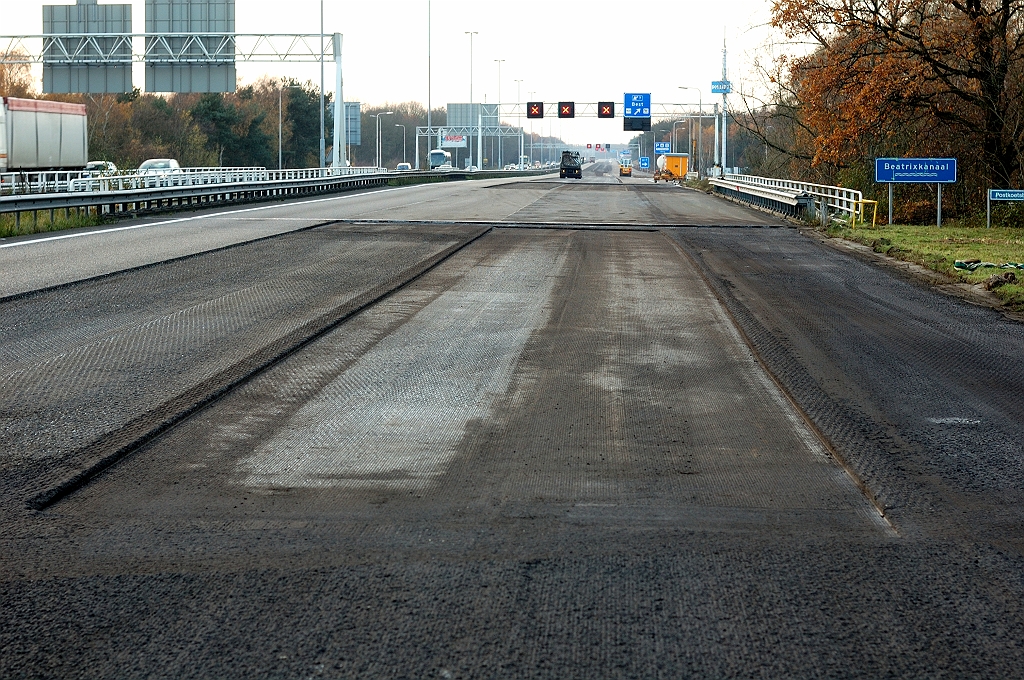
xmin=875 ymin=158 xmax=957 ymax=183
xmin=989 ymin=189 xmax=1024 ymax=201
xmin=654 ymin=142 xmax=670 ymax=154
xmin=711 ymin=80 xmax=732 ymax=94
xmin=639 ymin=157 xmax=650 ymax=169
xmin=624 ymin=93 xmax=651 ymax=118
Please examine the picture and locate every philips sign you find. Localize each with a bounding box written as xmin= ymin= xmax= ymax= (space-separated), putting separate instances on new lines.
xmin=439 ymin=131 xmax=467 ymax=148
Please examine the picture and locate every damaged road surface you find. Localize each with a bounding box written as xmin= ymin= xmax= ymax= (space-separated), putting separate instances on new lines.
xmin=2 ymin=172 xmax=1024 ymax=677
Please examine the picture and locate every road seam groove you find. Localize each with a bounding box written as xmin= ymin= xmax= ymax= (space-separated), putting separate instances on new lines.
xmin=0 ymin=220 xmax=338 ymax=305
xmin=25 ymin=226 xmax=493 ymax=511
xmin=660 ymin=229 xmax=898 ymax=534
xmin=331 ymin=219 xmax=773 ymax=229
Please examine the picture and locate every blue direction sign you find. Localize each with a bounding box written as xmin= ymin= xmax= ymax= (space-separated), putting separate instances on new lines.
xmin=875 ymin=158 xmax=957 ymax=183
xmin=986 ymin=188 xmax=1024 ymax=227
xmin=654 ymin=142 xmax=670 ymax=154
xmin=639 ymin=156 xmax=650 ymax=169
xmin=990 ymin=189 xmax=1024 ymax=201
xmin=624 ymin=93 xmax=651 ymax=118
xmin=711 ymin=80 xmax=732 ymax=94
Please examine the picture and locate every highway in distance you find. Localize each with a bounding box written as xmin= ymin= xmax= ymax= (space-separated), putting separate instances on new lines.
xmin=2 ymin=161 xmax=1024 ymax=677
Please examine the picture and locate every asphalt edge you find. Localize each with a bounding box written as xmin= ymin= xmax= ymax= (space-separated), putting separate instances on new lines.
xmin=698 ymin=186 xmax=1023 ymax=323
xmin=661 ymin=229 xmax=899 ymax=536
xmin=25 ymin=225 xmax=493 ymax=511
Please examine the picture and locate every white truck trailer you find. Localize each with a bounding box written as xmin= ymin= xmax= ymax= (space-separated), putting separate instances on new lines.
xmin=0 ymin=97 xmax=88 ymax=172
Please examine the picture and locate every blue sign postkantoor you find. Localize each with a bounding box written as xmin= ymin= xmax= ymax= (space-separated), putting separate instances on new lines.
xmin=624 ymin=93 xmax=651 ymax=118
xmin=875 ymin=158 xmax=957 ymax=183
xmin=654 ymin=142 xmax=670 ymax=154
xmin=989 ymin=189 xmax=1024 ymax=201
xmin=639 ymin=157 xmax=650 ymax=169
xmin=711 ymin=80 xmax=732 ymax=94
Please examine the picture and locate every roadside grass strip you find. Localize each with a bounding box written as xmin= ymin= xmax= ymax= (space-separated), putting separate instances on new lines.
xmin=0 ymin=210 xmax=103 ymax=238
xmin=826 ymin=223 xmax=1024 ymax=312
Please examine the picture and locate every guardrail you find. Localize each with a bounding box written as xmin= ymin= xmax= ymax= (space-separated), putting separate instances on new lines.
xmin=0 ymin=171 xmax=390 ymax=227
xmin=711 ymin=174 xmax=863 ymax=221
xmin=0 ymin=166 xmax=383 ymax=196
xmin=0 ymin=165 xmax=557 ymax=228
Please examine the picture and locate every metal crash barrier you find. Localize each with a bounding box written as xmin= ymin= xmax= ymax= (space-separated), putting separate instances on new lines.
xmin=0 ymin=165 xmax=556 ymax=229
xmin=710 ymin=174 xmax=864 ymax=223
xmin=0 ymin=168 xmax=390 ymax=229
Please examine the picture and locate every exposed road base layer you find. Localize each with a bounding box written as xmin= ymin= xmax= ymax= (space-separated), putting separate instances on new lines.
xmin=23 ymin=225 xmax=491 ymax=511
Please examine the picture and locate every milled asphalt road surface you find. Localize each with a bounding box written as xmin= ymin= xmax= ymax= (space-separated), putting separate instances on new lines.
xmin=2 ymin=162 xmax=1024 ymax=677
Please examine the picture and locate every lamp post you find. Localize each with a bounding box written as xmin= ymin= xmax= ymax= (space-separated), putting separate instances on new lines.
xmin=278 ymin=82 xmax=304 ymax=170
xmin=396 ymin=124 xmax=407 ymax=164
xmin=494 ymin=59 xmax=504 ymax=168
xmin=319 ymin=0 xmax=325 ymax=168
xmin=427 ymin=0 xmax=431 ymax=134
xmin=465 ymin=32 xmax=478 ymax=101
xmin=514 ymin=78 xmax=523 ymax=168
xmin=373 ymin=111 xmax=394 ymax=169
xmin=528 ymin=90 xmax=535 ymax=165
xmin=679 ymin=86 xmax=703 ymax=177
xmin=671 ymin=120 xmax=684 ymax=155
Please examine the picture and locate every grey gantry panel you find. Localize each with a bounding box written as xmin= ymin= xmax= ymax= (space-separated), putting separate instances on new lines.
xmin=446 ymin=103 xmax=499 ymax=128
xmin=145 ymin=0 xmax=235 ymax=93
xmin=42 ymin=0 xmax=132 ymax=94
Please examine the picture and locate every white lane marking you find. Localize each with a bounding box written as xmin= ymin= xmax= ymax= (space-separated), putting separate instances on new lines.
xmin=927 ymin=417 xmax=982 ymax=425
xmin=0 ymin=185 xmax=412 ymax=250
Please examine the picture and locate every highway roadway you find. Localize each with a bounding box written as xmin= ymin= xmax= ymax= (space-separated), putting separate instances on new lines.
xmin=2 ymin=160 xmax=1023 ymax=677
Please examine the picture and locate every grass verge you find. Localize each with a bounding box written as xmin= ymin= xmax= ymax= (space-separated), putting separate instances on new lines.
xmin=0 ymin=209 xmax=104 ymax=239
xmin=825 ymin=222 xmax=1024 ymax=313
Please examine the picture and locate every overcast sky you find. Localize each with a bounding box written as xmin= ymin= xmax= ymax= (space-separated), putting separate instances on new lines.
xmin=3 ymin=0 xmax=783 ymax=144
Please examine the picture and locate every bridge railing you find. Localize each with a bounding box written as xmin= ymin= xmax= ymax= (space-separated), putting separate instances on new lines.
xmin=723 ymin=174 xmax=863 ymax=218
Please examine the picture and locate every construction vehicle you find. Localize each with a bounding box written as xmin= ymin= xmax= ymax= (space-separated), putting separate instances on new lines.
xmin=619 ymin=159 xmax=632 ymax=177
xmin=653 ymin=153 xmax=688 ymax=182
xmin=0 ymin=97 xmax=88 ymax=172
xmin=559 ymin=150 xmax=582 ymax=179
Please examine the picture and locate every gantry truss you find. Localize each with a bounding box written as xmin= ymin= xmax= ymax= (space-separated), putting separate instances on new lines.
xmin=417 ymin=125 xmax=524 ymax=138
xmin=0 ymin=34 xmax=334 ymax=64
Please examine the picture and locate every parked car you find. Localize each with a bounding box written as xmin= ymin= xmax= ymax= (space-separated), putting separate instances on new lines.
xmin=138 ymin=158 xmax=181 ymax=176
xmin=85 ymin=160 xmax=118 ymax=175
xmin=396 ymin=162 xmax=412 ymax=171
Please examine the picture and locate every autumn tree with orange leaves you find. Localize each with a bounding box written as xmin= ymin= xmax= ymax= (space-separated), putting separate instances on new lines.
xmin=764 ymin=0 xmax=1024 ymax=199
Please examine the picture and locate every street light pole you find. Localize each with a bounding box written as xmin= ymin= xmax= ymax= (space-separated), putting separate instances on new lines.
xmin=679 ymin=86 xmax=702 ymax=177
xmin=396 ymin=124 xmax=407 ymax=163
xmin=427 ymin=0 xmax=431 ymax=133
xmin=373 ymin=111 xmax=394 ymax=169
xmin=465 ymin=31 xmax=477 ymax=102
xmin=514 ymin=78 xmax=523 ymax=168
xmin=494 ymin=59 xmax=504 ymax=168
xmin=528 ymin=90 xmax=535 ymax=165
xmin=319 ymin=0 xmax=325 ymax=169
